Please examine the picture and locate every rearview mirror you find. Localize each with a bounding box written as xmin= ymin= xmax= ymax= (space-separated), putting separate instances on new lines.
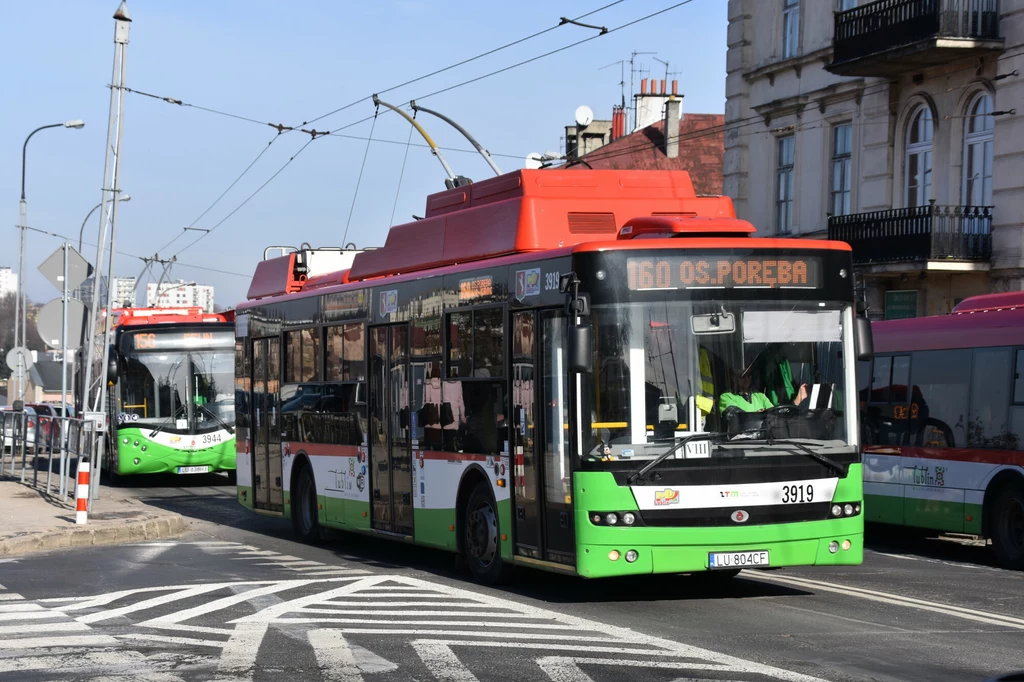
xmin=568 ymin=324 xmax=593 ymax=374
xmin=855 ymin=316 xmax=873 ymax=361
xmin=106 ymin=345 xmax=121 ymax=385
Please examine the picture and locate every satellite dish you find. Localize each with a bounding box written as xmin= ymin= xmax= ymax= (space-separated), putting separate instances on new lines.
xmin=525 ymin=152 xmax=544 ymax=170
xmin=575 ymin=105 xmax=594 ymax=128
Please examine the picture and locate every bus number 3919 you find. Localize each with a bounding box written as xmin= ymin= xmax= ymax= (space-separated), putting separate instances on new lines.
xmin=782 ymin=484 xmax=814 ymax=503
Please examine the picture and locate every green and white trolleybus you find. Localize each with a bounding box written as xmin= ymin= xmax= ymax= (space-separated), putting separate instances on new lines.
xmin=234 ymin=169 xmax=873 ymax=583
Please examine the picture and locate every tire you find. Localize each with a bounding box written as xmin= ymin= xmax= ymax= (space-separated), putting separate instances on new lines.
xmin=990 ymin=483 xmax=1024 ymax=571
xmin=291 ymin=464 xmax=320 ymax=544
xmin=226 ymin=470 xmax=237 ymax=486
xmin=695 ymin=568 xmax=741 ymax=581
xmin=462 ymin=481 xmax=513 ymax=585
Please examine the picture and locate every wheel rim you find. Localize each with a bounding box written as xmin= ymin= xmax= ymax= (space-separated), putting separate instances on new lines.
xmin=1003 ymin=496 xmax=1024 ymax=555
xmin=466 ymin=499 xmax=498 ymax=567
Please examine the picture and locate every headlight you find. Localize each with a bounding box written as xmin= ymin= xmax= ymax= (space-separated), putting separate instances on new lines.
xmin=590 ymin=511 xmax=644 ymax=526
xmin=605 ymin=513 xmax=618 ymax=526
xmin=830 ymin=502 xmax=862 ymax=518
xmin=622 ymin=512 xmax=636 ymax=526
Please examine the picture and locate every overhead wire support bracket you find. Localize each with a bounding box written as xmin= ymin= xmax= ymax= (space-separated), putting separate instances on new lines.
xmin=269 ymin=122 xmax=294 ymax=133
xmin=371 ymin=94 xmax=459 ymax=184
xmin=409 ymin=100 xmax=501 ymax=176
xmin=559 ymin=17 xmax=608 ymax=33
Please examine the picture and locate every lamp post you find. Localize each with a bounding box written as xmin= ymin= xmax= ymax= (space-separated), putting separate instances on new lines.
xmin=15 ymin=119 xmax=85 ymax=402
xmin=79 ymin=194 xmax=130 ymax=252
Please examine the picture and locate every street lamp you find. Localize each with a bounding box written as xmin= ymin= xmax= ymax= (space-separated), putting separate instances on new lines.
xmin=79 ymin=194 xmax=130 ymax=251
xmin=15 ymin=119 xmax=85 ymax=403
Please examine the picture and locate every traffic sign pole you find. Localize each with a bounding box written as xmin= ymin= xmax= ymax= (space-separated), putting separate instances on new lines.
xmin=61 ymin=242 xmax=69 ymax=429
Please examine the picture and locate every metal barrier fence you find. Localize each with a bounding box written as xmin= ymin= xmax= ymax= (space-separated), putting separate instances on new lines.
xmin=0 ymin=409 xmax=101 ymax=507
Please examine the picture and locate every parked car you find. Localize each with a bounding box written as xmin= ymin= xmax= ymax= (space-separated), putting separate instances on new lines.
xmin=0 ymin=406 xmax=39 ymax=451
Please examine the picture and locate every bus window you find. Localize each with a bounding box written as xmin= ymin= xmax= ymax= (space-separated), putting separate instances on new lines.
xmin=327 ymin=323 xmax=366 ymax=382
xmin=909 ymin=349 xmax=969 ymax=448
xmin=286 ymin=329 xmax=321 ymax=383
xmin=870 ymin=357 xmax=892 ymax=404
xmin=968 ymin=347 xmax=1012 ymax=448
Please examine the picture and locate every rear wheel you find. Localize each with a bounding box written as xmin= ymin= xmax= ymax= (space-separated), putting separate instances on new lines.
xmin=225 ymin=470 xmax=237 ymax=486
xmin=991 ymin=482 xmax=1024 ymax=570
xmin=291 ymin=464 xmax=320 ymax=544
xmin=462 ymin=481 xmax=512 ymax=585
xmin=695 ymin=568 xmax=741 ymax=582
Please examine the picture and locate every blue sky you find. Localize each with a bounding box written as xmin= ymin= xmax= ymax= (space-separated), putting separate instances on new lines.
xmin=1 ymin=0 xmax=726 ymax=309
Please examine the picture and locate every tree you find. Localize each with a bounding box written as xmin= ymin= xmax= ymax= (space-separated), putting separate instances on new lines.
xmin=0 ymin=293 xmax=49 ymax=381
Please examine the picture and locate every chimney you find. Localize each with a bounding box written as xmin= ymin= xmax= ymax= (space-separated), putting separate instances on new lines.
xmin=612 ymin=106 xmax=625 ymax=139
xmin=651 ymin=80 xmax=659 ymax=95
xmin=660 ymin=79 xmax=667 ymax=95
xmin=640 ymin=78 xmax=647 ymax=94
xmin=672 ymin=79 xmax=678 ymax=95
xmin=665 ymin=97 xmax=682 ymax=159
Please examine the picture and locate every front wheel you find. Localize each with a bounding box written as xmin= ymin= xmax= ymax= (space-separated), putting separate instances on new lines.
xmin=291 ymin=464 xmax=320 ymax=544
xmin=462 ymin=482 xmax=512 ymax=585
xmin=991 ymin=483 xmax=1024 ymax=570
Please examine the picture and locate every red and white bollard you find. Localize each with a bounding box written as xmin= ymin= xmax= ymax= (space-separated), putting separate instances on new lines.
xmin=75 ymin=461 xmax=90 ymax=525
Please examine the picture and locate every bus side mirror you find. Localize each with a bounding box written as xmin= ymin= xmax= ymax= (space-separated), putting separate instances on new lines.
xmin=855 ymin=316 xmax=873 ymax=361
xmin=106 ymin=345 xmax=121 ymax=385
xmin=568 ymin=324 xmax=593 ymax=374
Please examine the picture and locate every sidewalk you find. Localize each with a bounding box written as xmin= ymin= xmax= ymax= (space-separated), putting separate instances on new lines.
xmin=0 ymin=468 xmax=187 ymax=557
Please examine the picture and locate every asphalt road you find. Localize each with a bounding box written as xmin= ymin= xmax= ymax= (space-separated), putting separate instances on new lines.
xmin=1 ymin=473 xmax=1022 ymax=682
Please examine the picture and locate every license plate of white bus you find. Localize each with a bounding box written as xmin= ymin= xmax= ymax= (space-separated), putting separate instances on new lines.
xmin=708 ymin=550 xmax=770 ymax=569
xmin=177 ymin=466 xmax=210 ymax=474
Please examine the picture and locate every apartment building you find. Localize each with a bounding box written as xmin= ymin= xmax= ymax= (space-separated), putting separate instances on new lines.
xmin=725 ymin=0 xmax=1023 ymax=318
xmin=146 ymin=280 xmax=215 ymax=313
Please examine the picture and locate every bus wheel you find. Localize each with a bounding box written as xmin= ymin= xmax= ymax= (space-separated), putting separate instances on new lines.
xmin=226 ymin=470 xmax=237 ymax=486
xmin=991 ymin=482 xmax=1024 ymax=570
xmin=291 ymin=464 xmax=320 ymax=544
xmin=463 ymin=482 xmax=511 ymax=585
xmin=695 ymin=569 xmax=741 ymax=582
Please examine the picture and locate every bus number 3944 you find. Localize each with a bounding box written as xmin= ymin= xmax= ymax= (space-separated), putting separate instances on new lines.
xmin=782 ymin=484 xmax=814 ymax=503
xmin=201 ymin=433 xmax=223 ymax=445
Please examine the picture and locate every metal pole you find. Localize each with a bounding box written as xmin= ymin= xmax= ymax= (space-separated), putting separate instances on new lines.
xmin=92 ymin=4 xmax=131 ymax=503
xmin=83 ymin=1 xmax=131 ymax=421
xmin=371 ymin=95 xmax=458 ymax=182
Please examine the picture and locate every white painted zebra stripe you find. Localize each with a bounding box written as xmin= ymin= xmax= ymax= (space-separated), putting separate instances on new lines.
xmin=0 ymin=635 xmax=117 ymax=649
xmin=0 ymin=610 xmax=67 ymax=622
xmin=751 ymin=573 xmax=1024 ymax=629
xmin=0 ymin=621 xmax=89 ymax=635
xmin=0 ymin=594 xmax=24 ymax=602
xmin=320 ymin=601 xmax=506 ymax=608
xmin=116 ymin=633 xmax=225 ymax=648
xmin=0 ymin=602 xmax=45 ymax=612
xmin=285 ymin=564 xmax=358 ymax=572
xmin=538 ymin=657 xmax=732 ymax=682
xmin=295 ymin=608 xmax=564 ymax=618
xmin=0 ymin=650 xmax=134 ymax=672
xmin=77 ymin=583 xmax=230 ymax=624
xmin=319 ymin=629 xmax=624 ymax=642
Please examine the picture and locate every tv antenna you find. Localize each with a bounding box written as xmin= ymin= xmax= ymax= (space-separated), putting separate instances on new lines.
xmin=600 ymin=60 xmax=627 ymax=109
xmin=630 ymin=50 xmax=657 ymax=130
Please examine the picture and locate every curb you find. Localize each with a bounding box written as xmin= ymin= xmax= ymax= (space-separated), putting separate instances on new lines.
xmin=0 ymin=513 xmax=188 ymax=558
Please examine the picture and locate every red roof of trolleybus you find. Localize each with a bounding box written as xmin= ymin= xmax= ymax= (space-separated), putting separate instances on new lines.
xmin=239 ymin=168 xmax=853 ymax=309
xmin=872 ymin=291 xmax=1024 ymax=353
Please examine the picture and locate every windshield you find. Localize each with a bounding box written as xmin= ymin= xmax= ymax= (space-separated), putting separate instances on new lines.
xmin=120 ymin=350 xmax=234 ymax=433
xmin=581 ymin=300 xmax=855 ymax=463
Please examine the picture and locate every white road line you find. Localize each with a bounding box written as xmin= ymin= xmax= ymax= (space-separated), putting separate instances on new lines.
xmin=142 ymin=579 xmax=352 ymax=626
xmin=295 ymin=608 xmax=543 ymax=618
xmin=750 ymin=573 xmax=1024 ymax=629
xmin=117 ymin=633 xmax=226 ymax=648
xmin=319 ymin=601 xmax=507 ymax=608
xmin=411 ymin=640 xmax=479 ymax=682
xmin=0 ymin=621 xmax=90 ymax=634
xmin=230 ymin=576 xmax=392 ymax=624
xmin=307 ymin=629 xmax=399 ymax=681
xmin=0 ymin=634 xmax=118 ymax=649
xmin=0 ymin=610 xmax=67 ymax=621
xmin=0 ymin=594 xmax=24 ymax=602
xmin=138 ymin=622 xmax=235 ymax=636
xmin=212 ymin=621 xmax=267 ymax=682
xmin=344 ymin=590 xmax=447 ymax=598
xmin=298 ymin=629 xmax=625 ymax=642
xmin=537 ymin=657 xmax=734 ymax=682
xmin=234 ymin=550 xmax=281 ymax=556
xmin=270 ymin=617 xmax=605 ymax=630
xmin=0 ymin=650 xmax=144 ymax=673
xmin=0 ymin=602 xmax=45 ymax=612
xmin=78 ymin=584 xmax=230 ymax=624
xmin=285 ymin=565 xmax=358 ymax=572
xmin=291 ymin=570 xmax=372 ymax=577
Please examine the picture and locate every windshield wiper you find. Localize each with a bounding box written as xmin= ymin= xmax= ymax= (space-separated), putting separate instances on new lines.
xmin=627 ymin=432 xmax=723 ymax=485
xmin=147 ymin=401 xmax=187 ymax=438
xmin=732 ymin=438 xmax=848 ymax=477
xmin=197 ymin=402 xmax=235 ymax=434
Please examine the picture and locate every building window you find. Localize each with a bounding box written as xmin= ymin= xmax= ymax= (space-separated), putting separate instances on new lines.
xmin=904 ymin=105 xmax=933 ymax=208
xmin=831 ymin=123 xmax=853 ymax=216
xmin=776 ymin=135 xmax=795 ymax=234
xmin=963 ymin=91 xmax=994 ymax=207
xmin=838 ymin=0 xmax=857 ymax=10
xmin=783 ymin=0 xmax=800 ymax=58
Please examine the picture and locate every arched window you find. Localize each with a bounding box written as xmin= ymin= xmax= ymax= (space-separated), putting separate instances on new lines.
xmin=904 ymin=105 xmax=933 ymax=207
xmin=963 ymin=91 xmax=994 ymax=207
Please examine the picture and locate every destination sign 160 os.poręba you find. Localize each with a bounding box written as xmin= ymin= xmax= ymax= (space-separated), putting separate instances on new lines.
xmin=625 ymin=256 xmax=821 ymax=291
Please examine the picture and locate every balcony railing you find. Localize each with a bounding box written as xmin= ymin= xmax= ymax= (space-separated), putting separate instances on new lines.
xmin=830 ymin=0 xmax=1001 ymax=74
xmin=828 ymin=204 xmax=992 ymax=265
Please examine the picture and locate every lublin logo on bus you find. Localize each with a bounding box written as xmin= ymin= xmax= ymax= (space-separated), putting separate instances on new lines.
xmin=654 ymin=489 xmax=680 ymax=506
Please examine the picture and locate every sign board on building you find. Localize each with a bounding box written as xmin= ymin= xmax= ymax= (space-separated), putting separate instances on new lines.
xmin=885 ymin=290 xmax=919 ymax=320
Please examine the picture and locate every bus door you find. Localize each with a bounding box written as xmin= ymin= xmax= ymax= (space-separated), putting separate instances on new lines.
xmin=369 ymin=325 xmax=413 ymax=535
xmin=252 ymin=337 xmax=283 ymax=512
xmin=511 ymin=309 xmax=575 ymax=565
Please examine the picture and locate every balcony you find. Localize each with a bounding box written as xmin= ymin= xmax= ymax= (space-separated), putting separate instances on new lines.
xmin=828 ymin=204 xmax=992 ymax=267
xmin=827 ymin=0 xmax=1002 ymax=77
